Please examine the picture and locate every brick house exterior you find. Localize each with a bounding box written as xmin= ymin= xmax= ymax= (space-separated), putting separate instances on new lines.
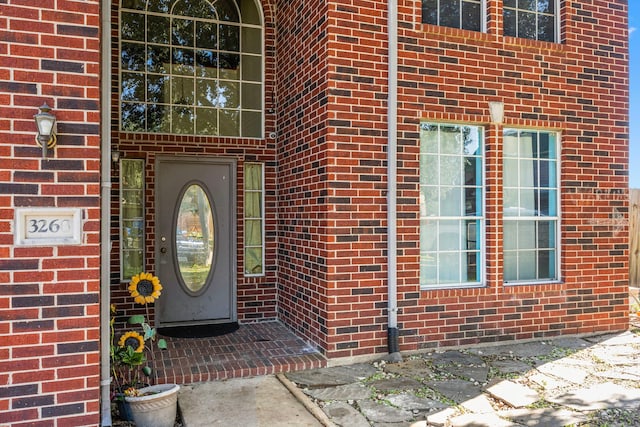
xmin=1 ymin=0 xmax=629 ymax=425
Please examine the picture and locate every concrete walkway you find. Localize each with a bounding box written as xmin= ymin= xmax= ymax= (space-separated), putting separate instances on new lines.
xmin=179 ymin=328 xmax=640 ymax=426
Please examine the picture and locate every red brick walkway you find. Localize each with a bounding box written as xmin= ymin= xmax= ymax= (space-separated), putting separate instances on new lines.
xmin=153 ymin=321 xmax=326 ymax=385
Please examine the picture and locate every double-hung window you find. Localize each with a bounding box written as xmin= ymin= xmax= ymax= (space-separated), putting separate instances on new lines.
xmin=420 ymin=123 xmax=484 ymax=289
xmin=503 ymin=129 xmax=559 ymax=283
xmin=421 ymin=0 xmax=483 ymax=32
xmin=503 ymin=0 xmax=558 ymax=42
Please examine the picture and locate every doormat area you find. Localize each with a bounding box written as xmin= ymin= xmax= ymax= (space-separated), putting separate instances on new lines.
xmin=158 ymin=322 xmax=239 ymax=338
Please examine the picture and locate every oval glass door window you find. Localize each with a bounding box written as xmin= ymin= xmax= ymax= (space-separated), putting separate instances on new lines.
xmin=175 ymin=184 xmax=214 ymax=293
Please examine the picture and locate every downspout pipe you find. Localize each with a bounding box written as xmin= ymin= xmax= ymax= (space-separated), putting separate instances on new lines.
xmin=386 ymin=0 xmax=401 ymax=362
xmin=100 ymin=0 xmax=113 ymax=424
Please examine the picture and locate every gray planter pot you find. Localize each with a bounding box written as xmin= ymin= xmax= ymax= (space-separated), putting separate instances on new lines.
xmin=124 ymin=383 xmax=180 ymax=427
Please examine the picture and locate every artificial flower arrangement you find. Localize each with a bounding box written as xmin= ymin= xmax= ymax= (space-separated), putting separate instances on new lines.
xmin=111 ymin=272 xmax=167 ymax=399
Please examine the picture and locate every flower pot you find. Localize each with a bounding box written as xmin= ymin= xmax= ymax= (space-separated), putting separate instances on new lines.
xmin=124 ymin=383 xmax=180 ymax=427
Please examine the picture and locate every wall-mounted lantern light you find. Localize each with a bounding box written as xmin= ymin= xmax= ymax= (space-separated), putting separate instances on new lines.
xmin=34 ymin=103 xmax=57 ymax=159
xmin=488 ymin=101 xmax=505 ymax=124
xmin=111 ymin=151 xmax=121 ymax=164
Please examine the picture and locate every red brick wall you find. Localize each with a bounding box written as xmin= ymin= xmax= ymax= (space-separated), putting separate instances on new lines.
xmin=0 ymin=0 xmax=102 ymax=425
xmin=274 ymin=0 xmax=333 ymax=352
xmin=311 ymin=0 xmax=629 ymax=358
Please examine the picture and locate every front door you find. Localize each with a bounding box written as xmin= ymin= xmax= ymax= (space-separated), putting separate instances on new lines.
xmin=155 ymin=156 xmax=236 ymax=327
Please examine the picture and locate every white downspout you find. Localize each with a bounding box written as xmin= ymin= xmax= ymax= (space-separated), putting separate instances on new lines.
xmin=386 ymin=0 xmax=401 ymax=362
xmin=100 ymin=0 xmax=113 ymax=423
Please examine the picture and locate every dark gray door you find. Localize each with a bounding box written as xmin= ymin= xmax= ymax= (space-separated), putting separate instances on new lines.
xmin=156 ymin=157 xmax=236 ymax=327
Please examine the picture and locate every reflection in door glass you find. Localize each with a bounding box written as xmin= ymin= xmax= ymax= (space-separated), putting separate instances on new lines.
xmin=176 ymin=184 xmax=214 ymax=292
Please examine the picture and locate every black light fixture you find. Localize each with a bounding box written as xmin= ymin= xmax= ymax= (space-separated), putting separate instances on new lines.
xmin=34 ymin=103 xmax=57 ymax=159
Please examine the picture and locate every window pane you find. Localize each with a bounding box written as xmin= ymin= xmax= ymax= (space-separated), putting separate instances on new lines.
xmin=148 ymin=75 xmax=168 ymax=103
xmin=518 ymin=250 xmax=537 ymax=280
xmin=120 ymin=159 xmax=144 ymax=282
xmin=242 ymin=83 xmax=262 ymax=110
xmin=440 ymin=156 xmax=461 ymax=185
xmin=519 ymin=0 xmax=537 ymax=12
xmin=440 ymin=0 xmax=461 ymax=29
xmin=440 ymin=187 xmax=462 ymax=216
xmin=463 ymin=220 xmax=479 ymax=250
xmin=537 ymin=0 xmax=554 ymax=14
xmin=420 ymin=122 xmax=483 ymax=288
xmin=173 ymin=19 xmax=194 ymax=46
xmin=462 ymin=1 xmax=480 ymax=32
xmin=122 ymin=12 xmax=145 ymax=41
xmin=421 ymin=187 xmax=439 ymax=216
xmin=439 ymin=220 xmax=460 ymax=251
xmin=439 ymin=252 xmax=461 ymax=283
xmin=504 ymin=8 xmax=517 ymax=37
xmin=122 ymin=43 xmax=146 ymax=71
xmin=148 ymin=15 xmax=170 ymax=44
xmin=195 ymin=107 xmax=217 ymax=134
xmin=503 ymin=129 xmax=558 ymax=283
xmin=148 ymin=46 xmax=170 ymax=74
xmin=242 ymin=55 xmax=262 ymax=82
xmin=244 ymin=163 xmax=264 ymax=275
xmin=242 ymin=27 xmax=262 ymax=54
xmin=422 ymin=0 xmax=438 ymax=24
xmin=518 ymin=11 xmax=537 ymax=40
xmin=538 ymin=13 xmax=555 ymax=42
xmin=241 ymin=111 xmax=262 ymax=137
xmin=121 ymin=73 xmax=145 ymax=101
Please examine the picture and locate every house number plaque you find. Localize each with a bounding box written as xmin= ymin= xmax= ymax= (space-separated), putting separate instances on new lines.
xmin=15 ymin=208 xmax=82 ymax=246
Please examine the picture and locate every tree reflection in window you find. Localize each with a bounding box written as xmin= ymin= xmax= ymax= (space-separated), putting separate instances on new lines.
xmin=120 ymin=0 xmax=262 ymax=137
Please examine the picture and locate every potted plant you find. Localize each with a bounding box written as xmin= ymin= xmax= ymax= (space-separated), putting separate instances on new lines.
xmin=111 ymin=272 xmax=179 ymax=427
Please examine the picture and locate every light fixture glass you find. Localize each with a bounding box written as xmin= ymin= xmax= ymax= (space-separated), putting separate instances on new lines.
xmin=34 ymin=103 xmax=57 ymax=158
xmin=488 ymin=101 xmax=504 ymax=124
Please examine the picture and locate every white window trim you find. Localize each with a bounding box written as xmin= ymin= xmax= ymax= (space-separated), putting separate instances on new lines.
xmin=118 ymin=0 xmax=265 ymax=138
xmin=419 ymin=123 xmax=486 ymax=290
xmin=244 ymin=162 xmax=265 ymax=277
xmin=503 ymin=129 xmax=561 ymax=286
xmin=119 ymin=158 xmax=145 ymax=282
xmin=503 ymin=0 xmax=560 ymax=43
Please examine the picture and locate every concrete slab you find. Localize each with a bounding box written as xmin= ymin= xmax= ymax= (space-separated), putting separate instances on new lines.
xmin=426 ymin=407 xmax=459 ymax=427
xmin=425 ymin=379 xmax=482 ymax=404
xmin=491 ymin=359 xmax=532 ymax=376
xmin=368 ymin=377 xmax=423 ymax=392
xmin=536 ymin=361 xmax=588 ymax=384
xmin=460 ymin=394 xmax=495 ymax=414
xmin=448 ymin=412 xmax=516 ymax=427
xmin=548 ymin=382 xmax=640 ymax=411
xmin=323 ymin=401 xmax=369 ymax=427
xmin=527 ymin=372 xmax=569 ymax=391
xmin=304 ymin=383 xmax=371 ymax=401
xmin=179 ymin=375 xmax=323 ymax=427
xmin=499 ymin=408 xmax=589 ymax=427
xmin=286 ymin=364 xmax=378 ymax=388
xmin=432 ymin=351 xmax=484 ymax=367
xmin=383 ymin=358 xmax=434 ymax=379
xmin=357 ymin=399 xmax=414 ymax=423
xmin=385 ymin=393 xmax=447 ymax=412
xmin=484 ymin=379 xmax=539 ymax=408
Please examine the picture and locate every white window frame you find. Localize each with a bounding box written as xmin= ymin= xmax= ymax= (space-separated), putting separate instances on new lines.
xmin=503 ymin=0 xmax=560 ymax=43
xmin=419 ymin=122 xmax=486 ymax=290
xmin=118 ymin=0 xmax=265 ymax=138
xmin=421 ymin=0 xmax=487 ymax=33
xmin=120 ymin=158 xmax=145 ymax=282
xmin=244 ymin=162 xmax=265 ymax=276
xmin=503 ymin=129 xmax=561 ymax=285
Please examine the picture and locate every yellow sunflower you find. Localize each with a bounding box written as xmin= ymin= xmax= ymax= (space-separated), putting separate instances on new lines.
xmin=118 ymin=331 xmax=145 ymax=353
xmin=128 ymin=272 xmax=162 ymax=305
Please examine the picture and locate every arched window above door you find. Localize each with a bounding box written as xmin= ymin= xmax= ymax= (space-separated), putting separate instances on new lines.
xmin=120 ymin=0 xmax=263 ymax=138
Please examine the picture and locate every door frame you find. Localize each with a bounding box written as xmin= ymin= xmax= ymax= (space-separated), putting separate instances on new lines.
xmin=154 ymin=155 xmax=238 ymax=326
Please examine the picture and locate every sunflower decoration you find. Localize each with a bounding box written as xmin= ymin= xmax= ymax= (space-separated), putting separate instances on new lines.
xmin=128 ymin=272 xmax=162 ymax=305
xmin=118 ymin=331 xmax=145 ymax=353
